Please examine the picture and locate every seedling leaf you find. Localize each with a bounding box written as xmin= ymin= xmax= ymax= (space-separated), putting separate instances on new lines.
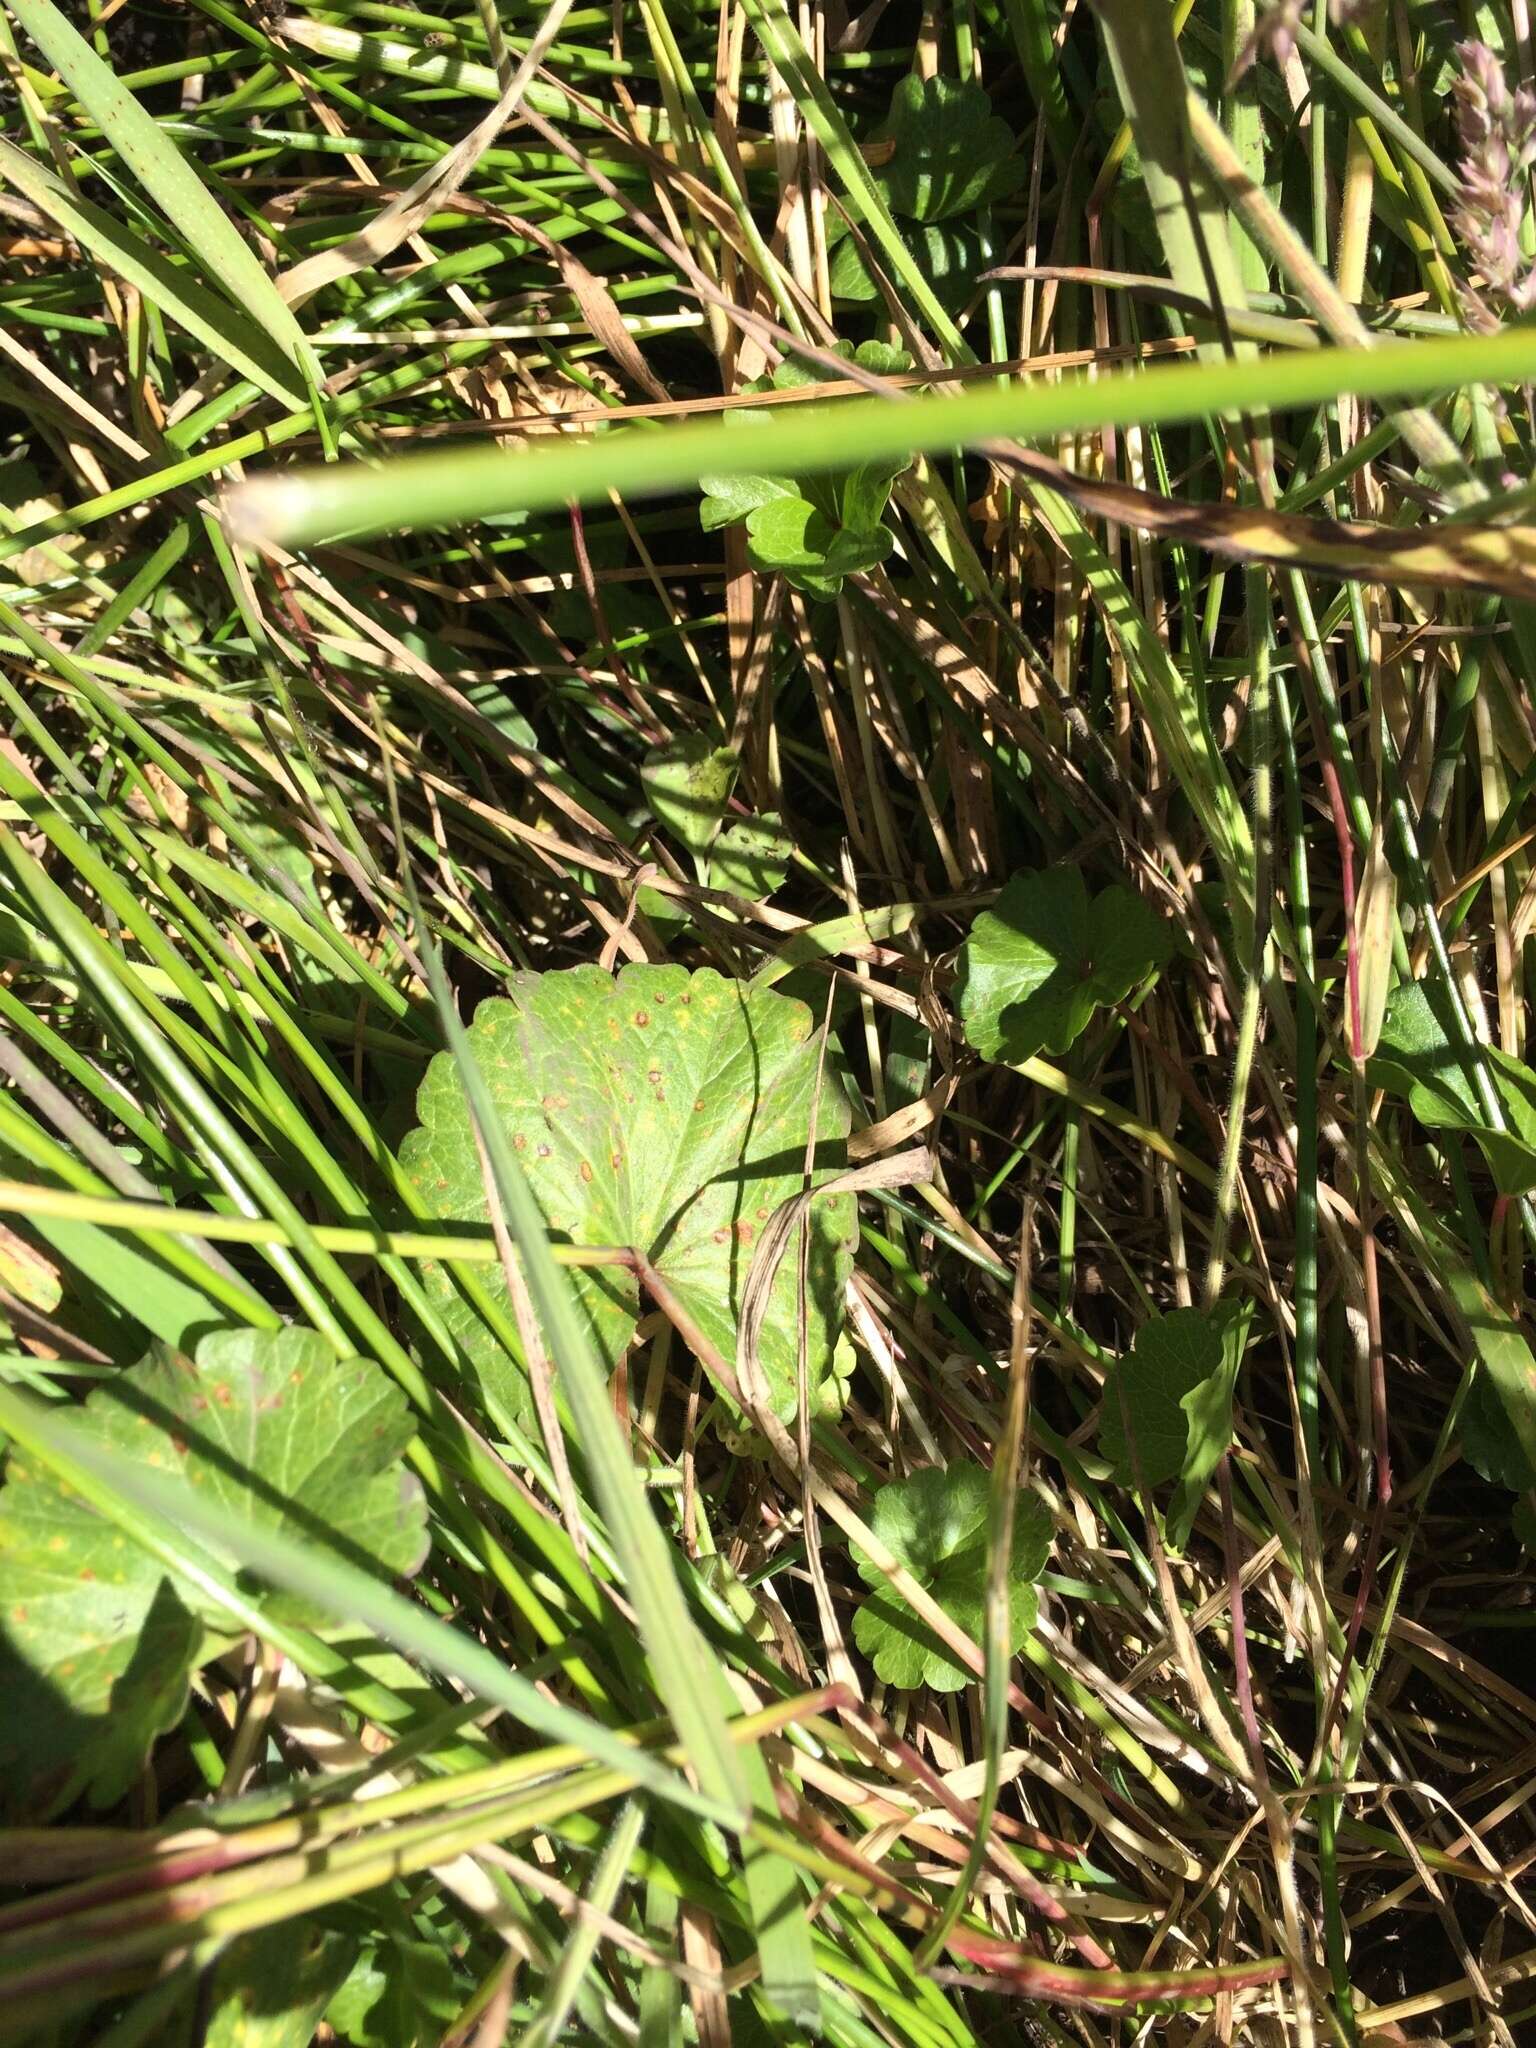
xmin=872 ymin=74 xmax=1026 ymax=221
xmin=1099 ymin=1305 xmax=1250 ymax=1548
xmin=699 ymin=468 xmax=798 ymax=532
xmin=851 ymin=1464 xmax=1052 ymax=1691
xmin=827 ymin=215 xmax=986 ymax=312
xmin=641 ymin=735 xmax=739 ymax=856
xmin=1461 ymin=1367 xmax=1536 ymax=1494
xmin=1368 ymin=980 xmax=1536 ymax=1194
xmin=744 ymin=495 xmax=893 ymax=597
xmin=400 ymin=965 xmax=856 ymax=1431
xmin=699 ymin=345 xmax=913 ymax=595
xmin=958 ymin=867 xmax=1172 ymax=1063
xmin=0 ymin=1327 xmax=426 ymax=1817
xmin=745 ymin=494 xmax=837 ymax=571
xmin=709 ymin=814 xmax=794 ymax=901
xmin=326 ymin=1933 xmax=460 ymax=2048
xmin=207 ymin=1923 xmax=359 ymax=2048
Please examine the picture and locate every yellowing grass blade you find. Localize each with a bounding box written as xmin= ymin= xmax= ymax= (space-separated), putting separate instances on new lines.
xmin=1352 ymin=817 xmax=1397 ymax=1061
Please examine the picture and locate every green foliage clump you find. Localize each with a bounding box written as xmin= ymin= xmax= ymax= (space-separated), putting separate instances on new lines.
xmin=700 ymin=342 xmax=913 ymax=598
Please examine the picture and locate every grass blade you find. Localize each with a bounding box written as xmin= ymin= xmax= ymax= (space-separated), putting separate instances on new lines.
xmin=0 ymin=138 xmax=307 ymax=408
xmin=230 ymin=325 xmax=1536 ymax=545
xmin=6 ymin=0 xmax=312 ymax=381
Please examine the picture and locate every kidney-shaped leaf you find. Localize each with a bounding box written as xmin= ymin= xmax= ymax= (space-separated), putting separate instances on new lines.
xmin=709 ymin=813 xmax=794 ymax=902
xmin=827 ymin=214 xmax=986 ymax=313
xmin=851 ymin=1464 xmax=1052 ymax=1692
xmin=698 ymin=468 xmax=799 ymax=533
xmin=400 ymin=966 xmax=857 ymax=1432
xmin=958 ymin=867 xmax=1172 ymax=1064
xmin=0 ymin=1327 xmax=426 ymax=1817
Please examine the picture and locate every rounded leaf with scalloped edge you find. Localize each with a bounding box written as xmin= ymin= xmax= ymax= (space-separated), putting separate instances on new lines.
xmin=399 ymin=964 xmax=857 ymax=1439
xmin=851 ymin=1464 xmax=1052 ymax=1692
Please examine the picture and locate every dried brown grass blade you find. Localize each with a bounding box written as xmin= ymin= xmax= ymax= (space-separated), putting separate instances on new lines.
xmin=995 ymin=446 xmax=1536 ymax=603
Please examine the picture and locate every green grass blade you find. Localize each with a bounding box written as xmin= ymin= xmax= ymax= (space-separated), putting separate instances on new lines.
xmin=737 ymin=0 xmax=970 ymax=362
xmin=0 ymin=139 xmax=307 ymax=408
xmin=5 ymin=0 xmax=312 ymax=380
xmin=413 ymin=932 xmax=823 ymax=2023
xmin=231 ymin=326 xmax=1536 ymax=546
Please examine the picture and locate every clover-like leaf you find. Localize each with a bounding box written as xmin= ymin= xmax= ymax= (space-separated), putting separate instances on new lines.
xmin=1368 ymin=980 xmax=1536 ymax=1194
xmin=818 ymin=522 xmax=896 ymax=579
xmin=957 ymin=867 xmax=1172 ymax=1064
xmin=745 ymin=495 xmax=893 ymax=599
xmin=701 ymin=344 xmax=914 ymax=560
xmin=752 ymin=339 xmax=914 ymax=394
xmin=1099 ymin=1305 xmax=1250 ymax=1548
xmin=399 ymin=965 xmax=857 ymax=1433
xmin=699 ymin=467 xmax=797 ymax=534
xmin=851 ymin=1464 xmax=1052 ymax=1692
xmin=0 ymin=1327 xmax=427 ymax=1818
xmin=847 ymin=339 xmax=914 ymax=377
xmin=838 ymin=453 xmax=911 ymax=536
xmin=745 ymin=494 xmax=835 ymax=572
xmin=871 ymin=75 xmax=1025 ymax=221
xmin=641 ymin=734 xmax=739 ymax=856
